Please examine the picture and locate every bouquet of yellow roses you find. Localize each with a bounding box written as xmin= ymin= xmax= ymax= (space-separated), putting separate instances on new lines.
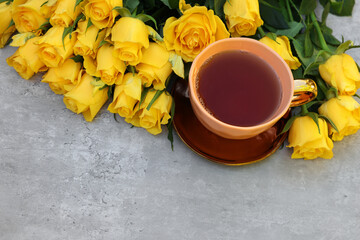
xmin=1 ymin=0 xmax=359 ymax=160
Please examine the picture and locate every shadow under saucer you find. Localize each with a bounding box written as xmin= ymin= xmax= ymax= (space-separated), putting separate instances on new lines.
xmin=172 ymin=78 xmax=290 ymax=166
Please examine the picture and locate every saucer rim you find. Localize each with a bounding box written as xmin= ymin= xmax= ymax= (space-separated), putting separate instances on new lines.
xmin=173 ymin=122 xmax=288 ymax=166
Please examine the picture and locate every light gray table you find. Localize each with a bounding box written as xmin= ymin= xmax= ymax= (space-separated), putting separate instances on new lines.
xmin=1 ymin=4 xmax=360 ymax=240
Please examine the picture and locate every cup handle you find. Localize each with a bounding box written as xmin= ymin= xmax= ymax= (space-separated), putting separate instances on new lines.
xmin=290 ymin=79 xmax=318 ymax=108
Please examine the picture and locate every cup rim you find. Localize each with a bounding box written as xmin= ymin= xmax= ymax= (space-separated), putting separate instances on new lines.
xmin=189 ymin=37 xmax=294 ymax=131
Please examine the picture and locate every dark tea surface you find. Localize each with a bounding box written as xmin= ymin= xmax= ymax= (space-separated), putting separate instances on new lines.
xmin=196 ymin=50 xmax=282 ymax=127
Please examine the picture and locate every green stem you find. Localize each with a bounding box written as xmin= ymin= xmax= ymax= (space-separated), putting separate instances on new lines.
xmin=286 ymin=0 xmax=294 ymax=22
xmin=310 ymin=12 xmax=330 ymax=52
xmin=315 ymin=77 xmax=329 ymax=94
xmin=257 ymin=26 xmax=266 ymax=38
xmin=301 ymin=104 xmax=309 ymax=115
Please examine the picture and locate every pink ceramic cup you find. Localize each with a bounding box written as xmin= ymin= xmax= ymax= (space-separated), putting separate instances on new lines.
xmin=189 ymin=38 xmax=316 ymax=139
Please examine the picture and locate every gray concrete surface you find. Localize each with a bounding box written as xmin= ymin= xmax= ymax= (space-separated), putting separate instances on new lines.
xmin=1 ymin=4 xmax=360 ymax=240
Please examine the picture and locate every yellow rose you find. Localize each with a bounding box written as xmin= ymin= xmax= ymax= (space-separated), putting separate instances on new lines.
xmin=319 ymin=53 xmax=360 ymax=96
xmin=0 ymin=2 xmax=16 ymax=48
xmin=6 ymin=37 xmax=47 ymax=79
xmin=163 ymin=6 xmax=229 ymax=62
xmin=84 ymin=0 xmax=123 ymax=29
xmin=224 ymin=0 xmax=263 ymax=37
xmin=259 ymin=36 xmax=301 ymax=70
xmin=12 ymin=0 xmax=48 ymax=33
xmin=125 ymin=90 xmax=172 ymax=135
xmin=63 ymin=72 xmax=109 ymax=122
xmin=74 ymin=20 xmax=102 ymax=58
xmin=288 ymin=116 xmax=334 ymax=160
xmin=318 ymin=96 xmax=360 ymax=141
xmin=108 ymin=73 xmax=142 ymax=118
xmin=111 ymin=17 xmax=149 ymax=66
xmin=83 ymin=44 xmax=126 ymax=85
xmin=50 ymin=0 xmax=82 ymax=27
xmin=37 ymin=26 xmax=77 ymax=68
xmin=96 ymin=44 xmax=127 ymax=85
xmin=40 ymin=0 xmax=57 ymax=19
xmin=42 ymin=58 xmax=82 ymax=94
xmin=136 ymin=42 xmax=172 ymax=90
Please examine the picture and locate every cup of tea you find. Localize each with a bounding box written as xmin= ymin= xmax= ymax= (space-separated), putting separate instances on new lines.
xmin=189 ymin=38 xmax=317 ymax=139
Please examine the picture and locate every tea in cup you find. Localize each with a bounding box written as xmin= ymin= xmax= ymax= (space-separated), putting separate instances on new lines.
xmin=189 ymin=38 xmax=317 ymax=139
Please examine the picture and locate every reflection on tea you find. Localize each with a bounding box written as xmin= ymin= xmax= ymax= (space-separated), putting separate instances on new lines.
xmin=196 ymin=50 xmax=282 ymax=127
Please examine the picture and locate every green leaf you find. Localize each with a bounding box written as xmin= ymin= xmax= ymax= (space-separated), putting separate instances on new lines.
xmin=62 ymin=26 xmax=73 ymax=49
xmin=292 ymin=35 xmax=317 ymax=67
xmin=214 ymin=0 xmax=227 ymax=20
xmin=107 ymin=85 xmax=114 ymax=99
xmin=304 ymin=25 xmax=314 ymax=57
xmin=335 ymin=40 xmax=353 ymax=54
xmin=40 ymin=0 xmax=48 ymax=7
xmin=265 ymin=32 xmax=277 ymax=41
xmin=146 ymin=90 xmax=165 ymax=111
xmin=159 ymin=0 xmax=179 ymax=9
xmin=5 ymin=19 xmax=14 ymax=31
xmin=124 ymin=0 xmax=140 ymax=13
xmin=292 ymin=67 xmax=303 ymax=79
xmin=136 ymin=13 xmax=157 ymax=29
xmin=321 ymin=2 xmax=331 ymax=26
xmin=260 ymin=1 xmax=289 ymax=29
xmin=280 ymin=115 xmax=298 ymax=134
xmin=299 ymin=0 xmax=317 ymax=15
xmin=113 ymin=6 xmax=132 ymax=17
xmin=97 ymin=39 xmax=109 ymax=49
xmin=70 ymin=55 xmax=84 ymax=63
xmin=167 ymin=98 xmax=176 ymax=150
xmin=305 ymin=100 xmax=324 ymax=110
xmin=74 ymin=0 xmax=83 ymax=11
xmin=307 ymin=112 xmax=320 ymax=133
xmin=320 ymin=0 xmax=355 ymax=16
xmin=38 ymin=21 xmax=51 ymax=32
xmin=139 ymin=87 xmax=150 ymax=110
xmin=321 ymin=25 xmax=341 ymax=46
xmin=275 ymin=21 xmax=303 ymax=38
xmin=86 ymin=18 xmax=93 ymax=32
xmin=62 ymin=13 xmax=85 ymax=49
xmin=319 ymin=115 xmax=339 ymax=132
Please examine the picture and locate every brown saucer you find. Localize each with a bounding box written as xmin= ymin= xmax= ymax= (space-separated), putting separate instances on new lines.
xmin=173 ymin=78 xmax=290 ymax=166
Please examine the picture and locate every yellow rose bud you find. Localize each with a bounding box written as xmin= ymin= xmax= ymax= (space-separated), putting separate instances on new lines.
xmin=126 ymin=90 xmax=172 ymax=135
xmin=74 ymin=20 xmax=102 ymax=57
xmin=42 ymin=58 xmax=82 ymax=94
xmin=10 ymin=32 xmax=36 ymax=47
xmin=163 ymin=6 xmax=230 ymax=62
xmin=96 ymin=44 xmax=126 ymax=85
xmin=288 ymin=116 xmax=334 ymax=160
xmin=111 ymin=17 xmax=149 ymax=66
xmin=63 ymin=72 xmax=109 ymax=122
xmin=6 ymin=37 xmax=47 ymax=79
xmin=37 ymin=26 xmax=77 ymax=68
xmin=108 ymin=73 xmax=142 ymax=118
xmin=83 ymin=44 xmax=126 ymax=85
xmin=50 ymin=0 xmax=82 ymax=27
xmin=319 ymin=53 xmax=360 ymax=96
xmin=136 ymin=42 xmax=172 ymax=90
xmin=0 ymin=2 xmax=16 ymax=48
xmin=259 ymin=36 xmax=301 ymax=70
xmin=318 ymin=96 xmax=360 ymax=141
xmin=12 ymin=0 xmax=48 ymax=33
xmin=224 ymin=0 xmax=263 ymax=37
xmin=83 ymin=55 xmax=99 ymax=77
xmin=84 ymin=0 xmax=123 ymax=29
